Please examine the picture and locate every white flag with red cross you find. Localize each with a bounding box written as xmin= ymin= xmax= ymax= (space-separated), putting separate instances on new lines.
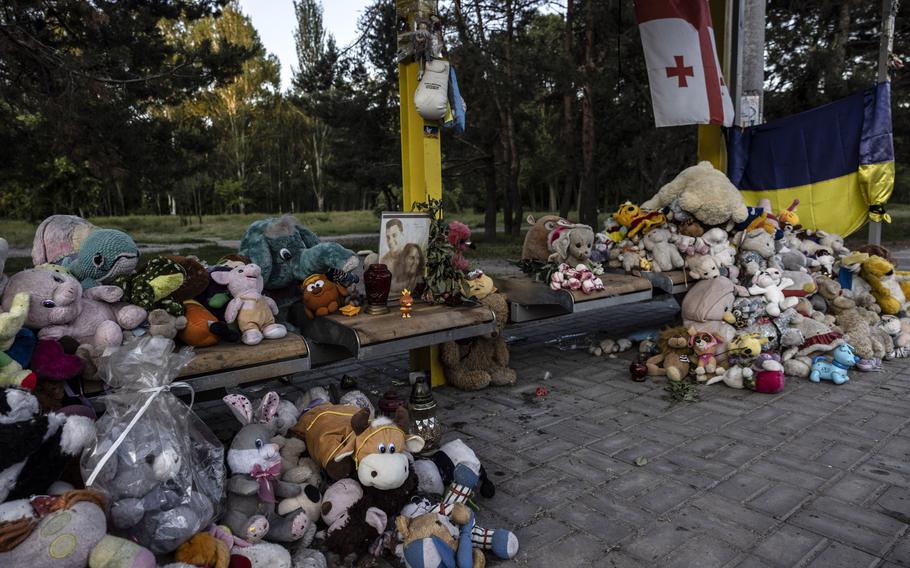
xmin=634 ymin=0 xmax=734 ymax=127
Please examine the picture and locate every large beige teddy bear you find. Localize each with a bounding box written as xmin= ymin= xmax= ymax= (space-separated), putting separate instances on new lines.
xmin=642 ymin=161 xmax=749 ymax=227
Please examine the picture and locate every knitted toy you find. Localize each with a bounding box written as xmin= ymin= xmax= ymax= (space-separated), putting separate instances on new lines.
xmin=239 ymin=215 xmax=358 ymax=299
xmin=441 ymin=283 xmax=517 ymax=390
xmin=31 ymin=215 xmax=140 ymax=289
xmin=397 ymin=502 xmax=519 ymax=568
xmin=681 ymin=277 xmax=738 ymax=349
xmin=2 ymin=269 xmax=147 ymax=352
xmin=0 ymin=293 xmax=37 ymax=390
xmin=810 ymin=343 xmax=859 ymax=385
xmin=643 ymin=228 xmax=684 ymax=272
xmin=448 ymin=221 xmax=473 ymax=273
xmin=212 ymin=264 xmax=287 ymax=345
xmin=612 ymin=202 xmax=666 ymax=238
xmin=223 ymin=392 xmax=311 ymax=544
xmin=521 ymin=215 xmax=565 ymax=261
xmin=748 ymin=268 xmax=798 ymax=317
xmin=687 ymin=327 xmax=722 ymax=381
xmin=300 ymin=273 xmax=348 ymax=319
xmin=547 ymin=222 xmax=596 ymax=267
xmin=641 ymin=161 xmax=749 ymax=226
xmin=0 ymin=387 xmax=95 ymax=503
xmin=290 ymin=404 xmax=425 ymax=489
xmin=645 ymin=327 xmax=691 ymax=381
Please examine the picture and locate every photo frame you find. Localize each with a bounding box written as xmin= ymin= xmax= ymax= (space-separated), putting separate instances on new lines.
xmin=378 ymin=211 xmax=431 ymax=299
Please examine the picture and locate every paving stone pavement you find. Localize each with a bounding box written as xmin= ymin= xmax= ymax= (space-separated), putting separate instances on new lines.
xmin=194 ymin=297 xmax=910 ymax=568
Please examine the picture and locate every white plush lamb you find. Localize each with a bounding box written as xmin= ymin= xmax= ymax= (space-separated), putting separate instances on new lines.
xmin=748 ymin=268 xmax=798 ymax=317
xmin=642 ymin=228 xmax=684 ymax=272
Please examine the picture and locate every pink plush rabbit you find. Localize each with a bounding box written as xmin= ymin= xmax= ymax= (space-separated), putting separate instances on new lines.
xmin=211 ymin=264 xmax=287 ymax=345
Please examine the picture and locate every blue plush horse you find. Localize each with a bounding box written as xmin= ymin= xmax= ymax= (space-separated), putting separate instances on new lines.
xmin=810 ymin=344 xmax=860 ymax=385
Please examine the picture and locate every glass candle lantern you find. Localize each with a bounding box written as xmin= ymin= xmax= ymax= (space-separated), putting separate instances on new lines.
xmin=407 ymin=373 xmax=441 ymax=451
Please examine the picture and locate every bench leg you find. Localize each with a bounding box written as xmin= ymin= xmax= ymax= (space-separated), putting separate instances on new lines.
xmin=410 ymin=345 xmax=446 ymax=387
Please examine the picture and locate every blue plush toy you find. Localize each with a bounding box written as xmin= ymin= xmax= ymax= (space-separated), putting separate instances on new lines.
xmin=239 ymin=215 xmax=359 ymax=311
xmin=63 ymin=229 xmax=140 ymax=289
xmin=810 ymin=343 xmax=860 ymax=385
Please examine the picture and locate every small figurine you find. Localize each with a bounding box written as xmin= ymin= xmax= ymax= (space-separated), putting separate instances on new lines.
xmin=399 ymin=288 xmax=414 ymax=318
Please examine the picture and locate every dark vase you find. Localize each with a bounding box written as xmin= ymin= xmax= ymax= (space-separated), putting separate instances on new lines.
xmin=364 ymin=263 xmax=392 ymax=315
xmin=378 ymin=390 xmax=406 ymax=418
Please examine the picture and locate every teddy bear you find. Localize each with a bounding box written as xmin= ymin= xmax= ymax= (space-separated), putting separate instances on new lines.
xmin=748 ymin=268 xmax=798 ymax=317
xmin=0 ymin=387 xmax=95 ymax=503
xmin=222 ymin=392 xmax=311 ymax=544
xmin=701 ymin=228 xmax=737 ymax=279
xmin=1 ymin=269 xmax=147 ymax=353
xmin=734 ymin=229 xmax=781 ymax=284
xmin=547 ymin=222 xmax=596 ymax=267
xmin=520 ymin=215 xmax=565 ymax=261
xmin=685 ymin=254 xmax=720 ymax=281
xmin=642 ymin=228 xmax=684 ymax=272
xmin=641 ymin=161 xmax=749 ymax=226
xmin=441 ymin=275 xmax=516 ymax=390
xmin=681 ymin=277 xmax=738 ymax=349
xmin=645 ymin=327 xmax=691 ymax=381
xmin=880 ymin=315 xmax=910 ymax=358
xmin=396 ymin=501 xmax=519 ymax=568
xmin=814 ymin=276 xmax=888 ymax=361
xmin=211 ymin=263 xmax=287 ymax=345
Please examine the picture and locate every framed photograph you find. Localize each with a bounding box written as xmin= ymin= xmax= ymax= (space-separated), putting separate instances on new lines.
xmin=378 ymin=211 xmax=431 ymax=298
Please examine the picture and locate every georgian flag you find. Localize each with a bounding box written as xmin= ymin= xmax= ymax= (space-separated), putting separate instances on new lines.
xmin=634 ymin=0 xmax=734 ymax=127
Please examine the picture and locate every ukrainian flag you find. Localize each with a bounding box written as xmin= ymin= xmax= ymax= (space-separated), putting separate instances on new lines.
xmin=727 ymin=82 xmax=894 ymax=237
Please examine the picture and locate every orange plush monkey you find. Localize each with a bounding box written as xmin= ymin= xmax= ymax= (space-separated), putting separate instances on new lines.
xmin=301 ymin=273 xmax=348 ymax=319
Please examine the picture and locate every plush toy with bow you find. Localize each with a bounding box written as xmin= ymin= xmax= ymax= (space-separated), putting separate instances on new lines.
xmin=222 ymin=392 xmax=311 ymax=544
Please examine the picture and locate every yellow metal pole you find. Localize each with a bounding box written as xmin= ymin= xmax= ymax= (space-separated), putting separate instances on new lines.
xmin=697 ymin=0 xmax=728 ymax=171
xmin=397 ymin=0 xmax=446 ymax=387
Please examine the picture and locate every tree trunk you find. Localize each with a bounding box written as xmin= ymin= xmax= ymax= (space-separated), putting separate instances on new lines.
xmin=484 ymin=154 xmax=497 ymax=240
xmin=578 ymin=0 xmax=598 ymax=229
xmin=558 ymin=0 xmax=576 ymax=219
xmin=549 ymin=180 xmax=558 ymax=211
xmin=506 ymin=0 xmax=522 ymax=237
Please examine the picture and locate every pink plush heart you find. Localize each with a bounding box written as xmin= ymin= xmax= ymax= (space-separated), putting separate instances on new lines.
xmin=30 ymin=339 xmax=84 ymax=380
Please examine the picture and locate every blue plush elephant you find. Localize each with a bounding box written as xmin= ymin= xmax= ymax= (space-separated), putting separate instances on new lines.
xmin=239 ymin=215 xmax=359 ymax=307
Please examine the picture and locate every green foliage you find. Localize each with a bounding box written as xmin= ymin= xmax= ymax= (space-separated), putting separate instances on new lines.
xmin=413 ymin=198 xmax=466 ymax=304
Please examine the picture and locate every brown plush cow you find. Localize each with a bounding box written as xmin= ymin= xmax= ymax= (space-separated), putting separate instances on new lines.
xmin=291 ymin=404 xmax=424 ymax=490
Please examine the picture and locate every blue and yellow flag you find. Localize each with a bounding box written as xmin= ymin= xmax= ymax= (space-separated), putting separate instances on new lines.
xmin=726 ymin=82 xmax=894 ymax=237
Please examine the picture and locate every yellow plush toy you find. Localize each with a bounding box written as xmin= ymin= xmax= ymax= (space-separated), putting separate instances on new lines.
xmin=612 ymin=202 xmax=666 ymax=238
xmin=0 ymin=292 xmax=37 ymax=389
xmin=861 ymin=255 xmax=902 ymax=315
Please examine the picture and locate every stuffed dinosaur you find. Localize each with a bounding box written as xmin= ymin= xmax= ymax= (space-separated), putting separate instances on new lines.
xmin=112 ymin=256 xmax=187 ymax=317
xmin=32 ymin=215 xmax=139 ymax=289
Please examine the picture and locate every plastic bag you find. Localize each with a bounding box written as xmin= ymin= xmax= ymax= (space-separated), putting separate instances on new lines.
xmin=81 ymin=336 xmax=225 ymax=554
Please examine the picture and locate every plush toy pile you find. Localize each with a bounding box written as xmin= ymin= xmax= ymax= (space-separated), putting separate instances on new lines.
xmin=546 ymin=160 xmax=910 ymax=392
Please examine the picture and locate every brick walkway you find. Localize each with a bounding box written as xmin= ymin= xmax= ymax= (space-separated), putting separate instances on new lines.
xmin=195 ymin=298 xmax=910 ymax=568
